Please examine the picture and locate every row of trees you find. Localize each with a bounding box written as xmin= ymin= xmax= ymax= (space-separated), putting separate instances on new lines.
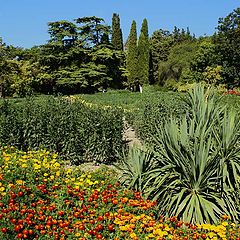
xmin=126 ymin=19 xmax=150 ymax=92
xmin=149 ymin=8 xmax=240 ymax=90
xmin=0 ymin=8 xmax=239 ymax=97
xmin=0 ymin=15 xmax=126 ymax=97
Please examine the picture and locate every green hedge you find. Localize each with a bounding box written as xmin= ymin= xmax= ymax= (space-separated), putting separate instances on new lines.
xmin=0 ymin=97 xmax=124 ymax=164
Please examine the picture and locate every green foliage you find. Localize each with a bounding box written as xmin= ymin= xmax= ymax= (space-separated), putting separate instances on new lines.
xmin=191 ymin=39 xmax=217 ymax=72
xmin=131 ymin=92 xmax=187 ymax=145
xmin=214 ymin=8 xmax=240 ymax=86
xmin=126 ymin=21 xmax=138 ymax=90
xmin=138 ymin=19 xmax=150 ymax=85
xmin=117 ymin=146 xmax=153 ymax=193
xmin=202 ymin=65 xmax=223 ymax=85
xmin=75 ymin=16 xmax=110 ymax=46
xmin=111 ymin=13 xmax=123 ymax=51
xmin=0 ymin=16 xmax=127 ymax=97
xmin=150 ymin=27 xmax=195 ymax=85
xmin=157 ymin=41 xmax=199 ymax=87
xmin=0 ymin=97 xmax=124 ymax=164
xmin=55 ymin=62 xmax=112 ymax=93
xmin=141 ymin=85 xmax=240 ymax=223
xmin=24 ymin=19 xmax=126 ymax=95
xmin=190 ymin=38 xmax=222 ymax=84
xmin=150 ymin=29 xmax=174 ymax=84
xmin=48 ymin=20 xmax=78 ymax=43
xmin=1 ymin=9 xmax=240 ymax=95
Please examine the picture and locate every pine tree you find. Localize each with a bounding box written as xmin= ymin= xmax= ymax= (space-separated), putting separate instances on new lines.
xmin=138 ymin=18 xmax=150 ymax=87
xmin=112 ymin=13 xmax=123 ymax=50
xmin=101 ymin=33 xmax=110 ymax=44
xmin=126 ymin=20 xmax=138 ymax=90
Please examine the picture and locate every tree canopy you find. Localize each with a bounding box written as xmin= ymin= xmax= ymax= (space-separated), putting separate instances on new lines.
xmin=0 ymin=8 xmax=239 ymax=97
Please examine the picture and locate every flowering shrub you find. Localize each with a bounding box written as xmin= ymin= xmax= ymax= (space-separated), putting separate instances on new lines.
xmin=0 ymin=147 xmax=240 ymax=239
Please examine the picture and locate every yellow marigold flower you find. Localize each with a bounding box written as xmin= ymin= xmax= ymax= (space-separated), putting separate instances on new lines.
xmin=207 ymin=232 xmax=216 ymax=238
xmin=129 ymin=232 xmax=137 ymax=239
xmin=33 ymin=164 xmax=41 ymax=170
xmin=153 ymin=229 xmax=168 ymax=237
xmin=119 ymin=226 xmax=128 ymax=231
xmin=16 ymin=180 xmax=25 ymax=185
xmin=221 ymin=221 xmax=228 ymax=227
xmin=146 ymin=233 xmax=155 ymax=238
xmin=21 ymin=163 xmax=28 ymax=168
xmin=0 ymin=186 xmax=5 ymax=192
xmin=53 ymin=162 xmax=60 ymax=169
xmin=66 ymin=169 xmax=72 ymax=175
xmin=146 ymin=227 xmax=153 ymax=232
xmin=43 ymin=163 xmax=50 ymax=169
xmin=164 ymin=225 xmax=171 ymax=232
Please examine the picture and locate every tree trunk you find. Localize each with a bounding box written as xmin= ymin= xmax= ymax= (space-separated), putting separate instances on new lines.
xmin=0 ymin=84 xmax=3 ymax=98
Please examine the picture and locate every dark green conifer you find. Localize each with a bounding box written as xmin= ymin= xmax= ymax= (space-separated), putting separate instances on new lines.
xmin=126 ymin=20 xmax=138 ymax=89
xmin=138 ymin=18 xmax=150 ymax=86
xmin=112 ymin=13 xmax=123 ymax=50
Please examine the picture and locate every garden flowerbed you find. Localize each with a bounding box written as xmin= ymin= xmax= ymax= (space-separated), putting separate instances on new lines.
xmin=0 ymin=147 xmax=240 ymax=239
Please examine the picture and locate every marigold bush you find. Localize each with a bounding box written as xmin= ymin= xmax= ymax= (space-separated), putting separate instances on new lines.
xmin=0 ymin=147 xmax=240 ymax=240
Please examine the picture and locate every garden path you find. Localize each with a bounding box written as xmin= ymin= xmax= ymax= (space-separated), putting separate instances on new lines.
xmin=122 ymin=118 xmax=142 ymax=148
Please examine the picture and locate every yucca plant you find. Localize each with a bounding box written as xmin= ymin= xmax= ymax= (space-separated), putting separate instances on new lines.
xmin=144 ymin=84 xmax=240 ymax=223
xmin=116 ymin=146 xmax=154 ymax=193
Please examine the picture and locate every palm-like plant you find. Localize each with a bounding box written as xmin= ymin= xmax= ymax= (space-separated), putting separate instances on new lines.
xmin=144 ymin=84 xmax=240 ymax=223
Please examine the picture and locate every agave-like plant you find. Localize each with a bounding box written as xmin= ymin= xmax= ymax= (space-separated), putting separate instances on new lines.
xmin=116 ymin=145 xmax=154 ymax=193
xmin=144 ymin=84 xmax=240 ymax=223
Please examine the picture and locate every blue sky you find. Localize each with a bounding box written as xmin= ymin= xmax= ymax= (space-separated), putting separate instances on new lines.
xmin=0 ymin=0 xmax=239 ymax=48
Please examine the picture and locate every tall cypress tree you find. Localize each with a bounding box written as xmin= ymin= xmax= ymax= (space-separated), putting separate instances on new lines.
xmin=138 ymin=18 xmax=150 ymax=86
xmin=126 ymin=20 xmax=138 ymax=89
xmin=112 ymin=13 xmax=123 ymax=50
